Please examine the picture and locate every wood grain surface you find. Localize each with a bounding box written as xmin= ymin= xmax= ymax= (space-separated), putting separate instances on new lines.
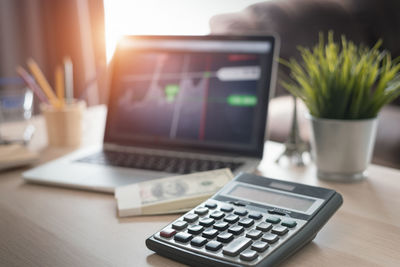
xmin=0 ymin=106 xmax=399 ymax=267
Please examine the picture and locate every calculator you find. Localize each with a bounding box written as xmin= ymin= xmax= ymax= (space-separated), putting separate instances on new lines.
xmin=146 ymin=173 xmax=343 ymax=266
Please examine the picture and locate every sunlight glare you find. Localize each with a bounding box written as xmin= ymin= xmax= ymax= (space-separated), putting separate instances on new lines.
xmin=103 ymin=0 xmax=264 ymax=62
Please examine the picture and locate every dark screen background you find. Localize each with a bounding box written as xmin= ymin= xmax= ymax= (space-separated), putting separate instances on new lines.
xmin=106 ymin=39 xmax=273 ymax=156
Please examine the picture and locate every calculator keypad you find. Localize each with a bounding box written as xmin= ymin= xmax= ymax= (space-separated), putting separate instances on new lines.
xmin=199 ymin=217 xmax=215 ymax=227
xmin=228 ymin=225 xmax=244 ymax=235
xmin=261 ymin=233 xmax=279 ymax=244
xmin=246 ymin=229 xmax=262 ymax=240
xmin=240 ymin=249 xmax=258 ymax=261
xmin=256 ymin=222 xmax=272 ymax=232
xmin=224 ymin=214 xmax=239 ymax=224
xmin=194 ymin=207 xmax=209 ymax=215
xmin=174 ymin=232 xmax=193 ymax=243
xmin=217 ymin=232 xmax=234 ymax=243
xmin=265 ymin=216 xmax=281 ymax=224
xmin=220 ymin=206 xmax=233 ymax=212
xmin=223 ymin=236 xmax=252 ymax=256
xmin=210 ymin=211 xmax=225 ymax=220
xmin=205 ymin=202 xmax=217 ymax=209
xmin=248 ymin=212 xmax=263 ymax=220
xmin=238 ymin=218 xmax=254 ymax=228
xmin=251 ymin=241 xmax=269 ymax=252
xmin=191 ymin=236 xmax=208 ymax=247
xmin=155 ymin=200 xmax=306 ymax=266
xmin=188 ymin=225 xmax=204 ymax=235
xmin=202 ymin=228 xmax=219 ymax=239
xmin=234 ymin=208 xmax=248 ymax=216
xmin=160 ymin=228 xmax=176 ymax=238
xmin=214 ymin=221 xmax=229 ymax=231
xmin=206 ymin=240 xmax=223 ymax=251
xmin=172 ymin=220 xmax=188 ymax=230
xmin=183 ymin=213 xmax=199 ymax=223
xmin=282 ymin=219 xmax=297 ymax=228
xmin=271 ymin=225 xmax=289 ymax=236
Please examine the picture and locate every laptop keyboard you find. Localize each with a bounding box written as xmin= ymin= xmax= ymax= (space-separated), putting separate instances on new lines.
xmin=77 ymin=150 xmax=244 ymax=174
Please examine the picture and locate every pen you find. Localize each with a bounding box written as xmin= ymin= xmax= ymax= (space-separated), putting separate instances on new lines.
xmin=16 ymin=66 xmax=49 ymax=104
xmin=55 ymin=65 xmax=65 ymax=108
xmin=64 ymin=57 xmax=74 ymax=104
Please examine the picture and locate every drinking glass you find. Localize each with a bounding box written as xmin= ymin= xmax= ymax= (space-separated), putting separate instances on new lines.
xmin=0 ymin=88 xmax=35 ymax=145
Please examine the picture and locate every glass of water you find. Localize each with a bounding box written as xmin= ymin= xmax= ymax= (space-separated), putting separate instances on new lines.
xmin=0 ymin=88 xmax=35 ymax=145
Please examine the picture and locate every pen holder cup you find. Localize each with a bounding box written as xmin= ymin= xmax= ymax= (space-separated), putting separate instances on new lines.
xmin=41 ymin=100 xmax=86 ymax=147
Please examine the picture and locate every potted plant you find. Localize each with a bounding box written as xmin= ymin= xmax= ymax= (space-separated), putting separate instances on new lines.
xmin=281 ymin=32 xmax=400 ymax=182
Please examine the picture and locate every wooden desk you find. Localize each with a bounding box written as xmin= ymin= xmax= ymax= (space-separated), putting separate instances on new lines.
xmin=0 ymin=106 xmax=399 ymax=267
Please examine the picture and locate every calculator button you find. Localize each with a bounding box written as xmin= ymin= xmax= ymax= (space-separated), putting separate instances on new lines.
xmin=251 ymin=241 xmax=269 ymax=252
xmin=160 ymin=228 xmax=176 ymax=238
xmin=205 ymin=240 xmax=223 ymax=251
xmin=261 ymin=233 xmax=279 ymax=244
xmin=184 ymin=213 xmax=199 ymax=223
xmin=188 ymin=225 xmax=204 ymax=235
xmin=238 ymin=218 xmax=254 ymax=228
xmin=281 ymin=220 xmax=297 ymax=228
xmin=217 ymin=232 xmax=234 ymax=243
xmin=266 ymin=216 xmax=281 ymax=224
xmin=213 ymin=221 xmax=229 ymax=231
xmin=191 ymin=236 xmax=208 ymax=247
xmin=246 ymin=229 xmax=262 ymax=240
xmin=234 ymin=208 xmax=248 ymax=216
xmin=210 ymin=211 xmax=225 ymax=220
xmin=205 ymin=202 xmax=217 ymax=209
xmin=172 ymin=221 xmax=188 ymax=230
xmin=248 ymin=212 xmax=263 ymax=220
xmin=220 ymin=206 xmax=233 ymax=212
xmin=271 ymin=225 xmax=288 ymax=236
xmin=194 ymin=207 xmax=209 ymax=215
xmin=268 ymin=209 xmax=287 ymax=216
xmin=256 ymin=222 xmax=272 ymax=232
xmin=222 ymin=236 xmax=252 ymax=256
xmin=202 ymin=228 xmax=219 ymax=239
xmin=230 ymin=201 xmax=246 ymax=207
xmin=199 ymin=217 xmax=215 ymax=227
xmin=174 ymin=232 xmax=193 ymax=243
xmin=240 ymin=249 xmax=258 ymax=261
xmin=228 ymin=225 xmax=244 ymax=235
xmin=224 ymin=214 xmax=239 ymax=224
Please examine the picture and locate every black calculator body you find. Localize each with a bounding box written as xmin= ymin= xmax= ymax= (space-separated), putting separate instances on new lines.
xmin=146 ymin=173 xmax=343 ymax=266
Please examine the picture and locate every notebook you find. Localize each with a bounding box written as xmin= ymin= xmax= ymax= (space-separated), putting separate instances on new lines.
xmin=0 ymin=144 xmax=38 ymax=171
xmin=23 ymin=35 xmax=278 ymax=193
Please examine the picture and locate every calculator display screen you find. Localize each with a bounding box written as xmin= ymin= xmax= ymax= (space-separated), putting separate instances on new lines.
xmin=228 ymin=184 xmax=316 ymax=212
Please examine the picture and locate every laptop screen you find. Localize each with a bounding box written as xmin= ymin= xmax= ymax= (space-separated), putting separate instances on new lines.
xmin=105 ymin=36 xmax=276 ymax=158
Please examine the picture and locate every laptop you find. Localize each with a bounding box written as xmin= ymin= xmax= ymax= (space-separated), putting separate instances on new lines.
xmin=23 ymin=35 xmax=278 ymax=193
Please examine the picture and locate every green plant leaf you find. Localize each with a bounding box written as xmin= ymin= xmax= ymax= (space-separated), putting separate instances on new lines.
xmin=280 ymin=32 xmax=400 ymax=119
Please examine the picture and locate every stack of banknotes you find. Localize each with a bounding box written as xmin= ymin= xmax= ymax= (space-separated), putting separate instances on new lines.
xmin=115 ymin=168 xmax=233 ymax=217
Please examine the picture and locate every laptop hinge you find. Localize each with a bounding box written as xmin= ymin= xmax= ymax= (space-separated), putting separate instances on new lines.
xmin=103 ymin=143 xmax=258 ymax=161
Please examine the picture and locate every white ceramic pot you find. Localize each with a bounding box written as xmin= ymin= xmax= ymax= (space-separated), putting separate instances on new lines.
xmin=308 ymin=115 xmax=378 ymax=182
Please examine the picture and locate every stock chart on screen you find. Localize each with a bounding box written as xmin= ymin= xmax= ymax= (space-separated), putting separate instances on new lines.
xmin=111 ymin=49 xmax=265 ymax=146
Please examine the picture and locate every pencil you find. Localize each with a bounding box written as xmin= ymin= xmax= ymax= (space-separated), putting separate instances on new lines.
xmin=27 ymin=58 xmax=60 ymax=108
xmin=64 ymin=57 xmax=74 ymax=103
xmin=16 ymin=66 xmax=49 ymax=104
xmin=55 ymin=65 xmax=65 ymax=108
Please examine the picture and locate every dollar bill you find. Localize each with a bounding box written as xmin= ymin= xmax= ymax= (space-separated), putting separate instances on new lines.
xmin=115 ymin=168 xmax=233 ymax=217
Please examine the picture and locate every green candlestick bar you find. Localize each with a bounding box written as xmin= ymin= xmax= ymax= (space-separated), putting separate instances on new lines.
xmin=227 ymin=94 xmax=257 ymax=107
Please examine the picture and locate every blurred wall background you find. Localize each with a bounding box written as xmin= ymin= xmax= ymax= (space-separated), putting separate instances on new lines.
xmin=0 ymin=0 xmax=106 ymax=107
